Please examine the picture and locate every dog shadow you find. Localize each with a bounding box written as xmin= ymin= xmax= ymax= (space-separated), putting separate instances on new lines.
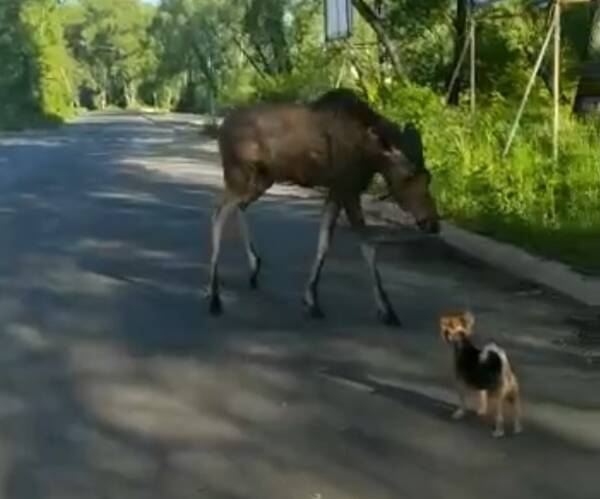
xmin=320 ymin=363 xmax=454 ymax=420
xmin=319 ymin=362 xmax=522 ymax=437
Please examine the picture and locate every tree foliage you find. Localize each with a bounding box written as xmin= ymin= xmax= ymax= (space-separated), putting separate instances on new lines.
xmin=1 ymin=0 xmax=74 ymax=126
xmin=0 ymin=0 xmax=598 ymax=268
xmin=1 ymin=0 xmax=598 ymax=120
xmin=62 ymin=0 xmax=155 ymax=109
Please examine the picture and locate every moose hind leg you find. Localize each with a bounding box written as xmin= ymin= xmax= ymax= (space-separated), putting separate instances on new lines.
xmin=208 ymin=197 xmax=239 ymax=315
xmin=237 ymin=207 xmax=261 ymax=289
xmin=303 ymin=199 xmax=340 ymax=318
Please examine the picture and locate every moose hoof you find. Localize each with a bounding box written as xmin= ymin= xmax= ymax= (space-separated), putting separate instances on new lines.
xmin=378 ymin=308 xmax=402 ymax=327
xmin=249 ymin=275 xmax=259 ymax=290
xmin=249 ymin=257 xmax=262 ymax=290
xmin=208 ymin=294 xmax=223 ymax=316
xmin=303 ymin=300 xmax=325 ymax=319
xmin=309 ymin=307 xmax=325 ymax=319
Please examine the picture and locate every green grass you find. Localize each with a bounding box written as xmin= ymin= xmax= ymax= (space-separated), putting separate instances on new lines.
xmin=373 ymin=83 xmax=600 ymax=275
xmin=455 ymin=216 xmax=600 ymax=275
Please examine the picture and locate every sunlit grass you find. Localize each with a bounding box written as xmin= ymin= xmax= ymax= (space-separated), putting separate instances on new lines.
xmin=376 ymin=83 xmax=600 ymax=273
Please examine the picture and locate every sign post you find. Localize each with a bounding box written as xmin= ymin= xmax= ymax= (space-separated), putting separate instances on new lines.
xmin=553 ymin=0 xmax=561 ymax=165
xmin=325 ymin=0 xmax=353 ymax=41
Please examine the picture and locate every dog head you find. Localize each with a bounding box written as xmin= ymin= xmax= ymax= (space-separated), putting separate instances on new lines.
xmin=440 ymin=311 xmax=475 ymax=344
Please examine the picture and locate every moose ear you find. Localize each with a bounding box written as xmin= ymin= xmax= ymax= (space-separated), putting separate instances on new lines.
xmin=367 ymin=126 xmax=393 ymax=151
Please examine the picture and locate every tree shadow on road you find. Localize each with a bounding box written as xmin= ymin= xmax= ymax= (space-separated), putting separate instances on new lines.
xmin=1 ymin=116 xmax=599 ymax=499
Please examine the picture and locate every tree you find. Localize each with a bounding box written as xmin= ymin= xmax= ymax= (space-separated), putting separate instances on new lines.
xmin=573 ymin=0 xmax=600 ymax=114
xmin=352 ymin=0 xmax=402 ymax=77
xmin=63 ymin=0 xmax=155 ymax=109
xmin=242 ymin=0 xmax=292 ymax=75
xmin=20 ymin=0 xmax=75 ymax=118
xmin=447 ymin=0 xmax=469 ymax=105
xmin=1 ymin=0 xmax=74 ymax=125
xmin=150 ymin=0 xmax=241 ymax=112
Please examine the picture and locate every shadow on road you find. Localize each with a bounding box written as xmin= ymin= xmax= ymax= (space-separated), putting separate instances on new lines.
xmin=0 ymin=114 xmax=598 ymax=499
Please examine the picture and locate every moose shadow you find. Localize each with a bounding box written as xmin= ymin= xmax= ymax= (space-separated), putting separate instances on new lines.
xmin=0 ymin=113 xmax=598 ymax=499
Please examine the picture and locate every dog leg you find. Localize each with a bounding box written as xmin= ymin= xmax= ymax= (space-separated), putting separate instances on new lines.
xmin=453 ymin=382 xmax=467 ymax=419
xmin=510 ymin=389 xmax=523 ymax=434
xmin=492 ymin=397 xmax=505 ymax=438
xmin=477 ymin=391 xmax=488 ymax=416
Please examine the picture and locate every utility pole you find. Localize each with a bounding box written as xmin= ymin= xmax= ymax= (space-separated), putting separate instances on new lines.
xmin=469 ymin=0 xmax=476 ymax=116
xmin=553 ymin=0 xmax=561 ymax=165
xmin=374 ymin=0 xmax=385 ymax=73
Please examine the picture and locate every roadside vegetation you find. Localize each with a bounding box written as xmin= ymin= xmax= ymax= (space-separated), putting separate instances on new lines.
xmin=1 ymin=0 xmax=599 ymax=271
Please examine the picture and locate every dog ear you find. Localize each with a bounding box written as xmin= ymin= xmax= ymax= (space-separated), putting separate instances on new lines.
xmin=461 ymin=311 xmax=475 ymax=331
xmin=439 ymin=317 xmax=448 ymax=342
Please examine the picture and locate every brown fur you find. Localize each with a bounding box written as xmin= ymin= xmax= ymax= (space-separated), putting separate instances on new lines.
xmin=218 ymin=103 xmax=427 ymax=205
xmin=207 ymin=89 xmax=439 ymax=323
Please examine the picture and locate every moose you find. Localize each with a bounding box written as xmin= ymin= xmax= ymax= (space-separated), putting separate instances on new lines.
xmin=207 ymin=88 xmax=439 ymax=325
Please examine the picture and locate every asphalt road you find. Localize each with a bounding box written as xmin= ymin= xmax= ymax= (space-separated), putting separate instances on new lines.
xmin=0 ymin=112 xmax=598 ymax=499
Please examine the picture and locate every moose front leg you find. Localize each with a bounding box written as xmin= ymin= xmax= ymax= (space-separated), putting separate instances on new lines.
xmin=303 ymin=199 xmax=340 ymax=318
xmin=208 ymin=196 xmax=239 ymax=315
xmin=237 ymin=208 xmax=261 ymax=289
xmin=344 ymin=199 xmax=401 ymax=326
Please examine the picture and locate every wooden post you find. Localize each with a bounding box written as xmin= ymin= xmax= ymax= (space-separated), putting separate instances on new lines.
xmin=553 ymin=0 xmax=561 ymax=165
xmin=470 ymin=16 xmax=476 ymax=116
xmin=446 ymin=30 xmax=471 ymax=104
xmin=207 ymin=54 xmax=216 ymax=124
xmin=503 ymin=4 xmax=556 ymax=158
xmin=335 ymin=58 xmax=347 ymax=88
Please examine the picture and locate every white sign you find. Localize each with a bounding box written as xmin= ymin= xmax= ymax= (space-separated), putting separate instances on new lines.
xmin=325 ymin=0 xmax=352 ymax=41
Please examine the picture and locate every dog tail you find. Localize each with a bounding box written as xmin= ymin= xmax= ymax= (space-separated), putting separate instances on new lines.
xmin=480 ymin=343 xmax=511 ymax=380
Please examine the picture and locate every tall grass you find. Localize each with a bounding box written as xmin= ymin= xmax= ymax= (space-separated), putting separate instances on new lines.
xmin=376 ymin=83 xmax=600 ymax=273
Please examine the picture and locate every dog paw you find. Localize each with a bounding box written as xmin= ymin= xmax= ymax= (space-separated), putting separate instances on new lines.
xmin=452 ymin=408 xmax=466 ymax=420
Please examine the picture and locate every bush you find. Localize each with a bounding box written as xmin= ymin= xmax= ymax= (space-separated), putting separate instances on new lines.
xmin=249 ymin=45 xmax=345 ymax=103
xmin=0 ymin=0 xmax=75 ymax=129
xmin=374 ymin=83 xmax=600 ymax=272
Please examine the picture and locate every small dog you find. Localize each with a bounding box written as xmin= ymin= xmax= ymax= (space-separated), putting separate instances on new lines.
xmin=440 ymin=311 xmax=522 ymax=437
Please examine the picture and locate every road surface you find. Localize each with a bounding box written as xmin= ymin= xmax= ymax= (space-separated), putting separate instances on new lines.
xmin=0 ymin=112 xmax=598 ymax=499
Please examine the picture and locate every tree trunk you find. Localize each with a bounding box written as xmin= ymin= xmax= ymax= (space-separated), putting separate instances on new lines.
xmin=374 ymin=0 xmax=385 ymax=73
xmin=231 ymin=35 xmax=269 ymax=80
xmin=573 ymin=0 xmax=600 ymax=114
xmin=242 ymin=0 xmax=289 ymax=76
xmin=124 ymin=81 xmax=136 ymax=109
xmin=97 ymin=90 xmax=106 ymax=110
xmin=251 ymin=41 xmax=275 ymax=76
xmin=352 ymin=0 xmax=402 ymax=77
xmin=446 ymin=0 xmax=469 ymax=105
xmin=269 ymin=2 xmax=292 ymax=74
xmin=191 ymin=44 xmax=219 ymax=112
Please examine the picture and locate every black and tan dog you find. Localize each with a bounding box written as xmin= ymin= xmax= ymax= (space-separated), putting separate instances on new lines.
xmin=440 ymin=311 xmax=522 ymax=437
